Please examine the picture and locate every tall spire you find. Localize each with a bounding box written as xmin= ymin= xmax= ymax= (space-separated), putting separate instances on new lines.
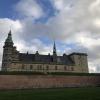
xmin=53 ymin=41 xmax=57 ymax=62
xmin=53 ymin=41 xmax=57 ymax=55
xmin=4 ymin=30 xmax=13 ymax=46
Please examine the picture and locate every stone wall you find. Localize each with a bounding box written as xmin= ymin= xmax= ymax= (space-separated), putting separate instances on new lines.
xmin=8 ymin=63 xmax=75 ymax=72
xmin=70 ymin=54 xmax=88 ymax=73
xmin=0 ymin=75 xmax=100 ymax=89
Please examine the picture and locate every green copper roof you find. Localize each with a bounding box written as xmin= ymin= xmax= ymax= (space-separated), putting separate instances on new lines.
xmin=53 ymin=41 xmax=56 ymax=54
xmin=5 ymin=30 xmax=13 ymax=43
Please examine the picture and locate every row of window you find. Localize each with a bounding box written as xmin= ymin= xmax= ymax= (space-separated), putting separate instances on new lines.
xmin=21 ymin=65 xmax=74 ymax=71
xmin=22 ymin=65 xmax=50 ymax=70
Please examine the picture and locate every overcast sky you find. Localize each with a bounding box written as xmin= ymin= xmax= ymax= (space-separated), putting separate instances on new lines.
xmin=0 ymin=0 xmax=100 ymax=73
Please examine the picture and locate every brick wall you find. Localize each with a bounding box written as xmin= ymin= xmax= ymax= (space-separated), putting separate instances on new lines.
xmin=0 ymin=75 xmax=100 ymax=89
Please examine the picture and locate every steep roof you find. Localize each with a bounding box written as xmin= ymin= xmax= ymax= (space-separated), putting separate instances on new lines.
xmin=18 ymin=53 xmax=74 ymax=65
xmin=19 ymin=53 xmax=35 ymax=62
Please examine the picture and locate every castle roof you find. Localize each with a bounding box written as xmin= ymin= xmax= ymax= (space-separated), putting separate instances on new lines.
xmin=69 ymin=52 xmax=87 ymax=56
xmin=18 ymin=53 xmax=74 ymax=65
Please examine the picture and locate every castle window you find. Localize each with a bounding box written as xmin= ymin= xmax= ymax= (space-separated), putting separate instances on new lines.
xmin=22 ymin=64 xmax=25 ymax=69
xmin=30 ymin=65 xmax=33 ymax=70
xmin=37 ymin=65 xmax=39 ymax=70
xmin=39 ymin=65 xmax=42 ymax=70
xmin=71 ymin=67 xmax=74 ymax=71
xmin=78 ymin=56 xmax=81 ymax=59
xmin=4 ymin=54 xmax=7 ymax=57
xmin=55 ymin=66 xmax=58 ymax=70
xmin=37 ymin=65 xmax=42 ymax=70
xmin=46 ymin=65 xmax=49 ymax=70
xmin=3 ymin=63 xmax=6 ymax=67
xmin=64 ymin=66 xmax=67 ymax=70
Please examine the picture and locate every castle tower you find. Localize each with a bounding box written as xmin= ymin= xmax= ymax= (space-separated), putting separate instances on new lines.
xmin=2 ymin=30 xmax=14 ymax=71
xmin=53 ymin=41 xmax=57 ymax=62
xmin=69 ymin=53 xmax=88 ymax=73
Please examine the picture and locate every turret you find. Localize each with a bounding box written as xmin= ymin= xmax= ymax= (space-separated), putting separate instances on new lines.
xmin=2 ymin=30 xmax=14 ymax=71
xmin=4 ymin=30 xmax=13 ymax=47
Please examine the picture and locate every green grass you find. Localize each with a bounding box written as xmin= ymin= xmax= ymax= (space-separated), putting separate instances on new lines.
xmin=0 ymin=71 xmax=100 ymax=76
xmin=0 ymin=87 xmax=100 ymax=100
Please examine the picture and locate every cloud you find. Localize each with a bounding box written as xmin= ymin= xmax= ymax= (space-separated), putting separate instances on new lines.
xmin=93 ymin=18 xmax=100 ymax=28
xmin=0 ymin=18 xmax=22 ymax=35
xmin=15 ymin=38 xmax=53 ymax=55
xmin=15 ymin=0 xmax=44 ymax=19
xmin=90 ymin=0 xmax=100 ymax=14
xmin=19 ymin=0 xmax=100 ymax=41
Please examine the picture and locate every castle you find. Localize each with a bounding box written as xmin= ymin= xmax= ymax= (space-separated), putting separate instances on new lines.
xmin=1 ymin=30 xmax=88 ymax=73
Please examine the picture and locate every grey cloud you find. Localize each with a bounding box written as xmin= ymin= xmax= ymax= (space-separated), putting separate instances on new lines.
xmin=15 ymin=0 xmax=44 ymax=19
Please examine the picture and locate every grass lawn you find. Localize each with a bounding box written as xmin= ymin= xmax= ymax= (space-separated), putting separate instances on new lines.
xmin=0 ymin=87 xmax=100 ymax=100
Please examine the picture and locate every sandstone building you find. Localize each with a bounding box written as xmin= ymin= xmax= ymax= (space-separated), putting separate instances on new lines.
xmin=2 ymin=30 xmax=88 ymax=73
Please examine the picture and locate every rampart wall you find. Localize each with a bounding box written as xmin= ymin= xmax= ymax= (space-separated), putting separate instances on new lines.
xmin=0 ymin=75 xmax=100 ymax=89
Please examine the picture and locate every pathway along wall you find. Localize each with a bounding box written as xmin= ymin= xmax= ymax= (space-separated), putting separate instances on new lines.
xmin=0 ymin=75 xmax=100 ymax=89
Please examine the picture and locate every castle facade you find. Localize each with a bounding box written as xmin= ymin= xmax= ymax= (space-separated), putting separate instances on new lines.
xmin=1 ymin=30 xmax=88 ymax=73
